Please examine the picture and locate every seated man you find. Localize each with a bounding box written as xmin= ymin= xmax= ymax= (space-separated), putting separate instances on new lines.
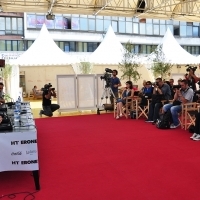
xmin=33 ymin=86 xmax=42 ymax=95
xmin=163 ymin=80 xmax=194 ymax=129
xmin=139 ymin=81 xmax=153 ymax=109
xmin=146 ymin=78 xmax=171 ymax=124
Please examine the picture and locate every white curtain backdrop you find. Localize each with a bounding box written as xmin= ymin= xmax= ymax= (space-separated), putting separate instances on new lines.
xmin=77 ymin=75 xmax=96 ymax=109
xmin=57 ymin=75 xmax=77 ymax=110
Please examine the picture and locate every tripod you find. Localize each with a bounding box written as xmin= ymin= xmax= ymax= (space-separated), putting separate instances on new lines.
xmin=97 ymin=86 xmax=115 ymax=115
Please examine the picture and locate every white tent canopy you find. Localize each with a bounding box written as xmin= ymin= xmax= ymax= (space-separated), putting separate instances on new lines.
xmin=12 ymin=24 xmax=71 ymax=66
xmin=148 ymin=28 xmax=199 ymax=65
xmin=90 ymin=25 xmax=124 ymax=65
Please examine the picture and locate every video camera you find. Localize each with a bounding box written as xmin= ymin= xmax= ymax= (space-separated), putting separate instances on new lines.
xmin=41 ymin=83 xmax=55 ymax=94
xmin=100 ymin=68 xmax=113 ymax=88
xmin=186 ymin=65 xmax=197 ymax=73
xmin=172 ymin=85 xmax=181 ymax=89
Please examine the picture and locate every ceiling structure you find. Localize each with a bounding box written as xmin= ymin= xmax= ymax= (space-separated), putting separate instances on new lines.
xmin=1 ymin=0 xmax=200 ymax=22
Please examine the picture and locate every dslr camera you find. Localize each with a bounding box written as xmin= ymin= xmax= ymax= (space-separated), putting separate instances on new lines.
xmin=100 ymin=68 xmax=113 ymax=88
xmin=186 ymin=65 xmax=197 ymax=73
xmin=41 ymin=83 xmax=55 ymax=94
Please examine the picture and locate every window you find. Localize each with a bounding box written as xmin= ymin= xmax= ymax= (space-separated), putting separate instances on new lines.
xmin=69 ymin=42 xmax=76 ymax=52
xmin=96 ymin=20 xmax=103 ymax=31
xmin=126 ymin=22 xmax=132 ymax=33
xmin=18 ymin=41 xmax=24 ymax=51
xmin=119 ymin=21 xmax=125 ymax=33
xmin=187 ymin=25 xmax=192 ymax=37
xmin=0 ymin=40 xmax=5 ymax=51
xmin=140 ymin=45 xmax=146 ymax=54
xmin=88 ymin=19 xmax=95 ymax=31
xmin=83 ymin=42 xmax=87 ymax=52
xmin=104 ymin=20 xmax=111 ymax=31
xmin=12 ymin=41 xmax=18 ymax=51
xmin=77 ymin=42 xmax=83 ymax=52
xmin=64 ymin=42 xmax=70 ymax=52
xmin=6 ymin=41 xmax=11 ymax=51
xmin=59 ymin=42 xmax=64 ymax=51
xmin=174 ymin=26 xmax=180 ymax=36
xmin=146 ymin=45 xmax=152 ymax=54
xmin=112 ymin=21 xmax=118 ymax=32
xmin=27 ymin=40 xmax=34 ymax=49
xmin=160 ymin=25 xmax=166 ymax=35
xmin=139 ymin=23 xmax=145 ymax=34
xmin=180 ymin=25 xmax=186 ymax=36
xmin=193 ymin=26 xmax=199 ymax=37
xmin=153 ymin=24 xmax=159 ymax=35
xmin=80 ymin=18 xmax=88 ymax=31
xmin=153 ymin=19 xmax=159 ymax=24
xmin=134 ymin=45 xmax=139 ymax=53
xmin=146 ymin=23 xmax=153 ymax=35
xmin=133 ymin=23 xmax=139 ymax=34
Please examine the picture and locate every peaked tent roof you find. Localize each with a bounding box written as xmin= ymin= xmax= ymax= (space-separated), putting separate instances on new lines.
xmin=90 ymin=25 xmax=124 ymax=64
xmin=13 ymin=24 xmax=71 ymax=66
xmin=155 ymin=28 xmax=199 ymax=65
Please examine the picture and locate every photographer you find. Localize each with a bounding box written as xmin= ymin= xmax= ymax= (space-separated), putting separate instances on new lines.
xmin=39 ymin=84 xmax=60 ymax=117
xmin=146 ymin=78 xmax=171 ymax=124
xmin=163 ymin=80 xmax=194 ymax=129
xmin=110 ymin=70 xmax=121 ymax=105
xmin=186 ymin=66 xmax=200 ymax=91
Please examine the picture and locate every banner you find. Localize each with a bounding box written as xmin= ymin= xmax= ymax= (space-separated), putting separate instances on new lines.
xmin=0 ymin=131 xmax=39 ymax=172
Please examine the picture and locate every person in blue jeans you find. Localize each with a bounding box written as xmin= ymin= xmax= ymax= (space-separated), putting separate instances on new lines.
xmin=163 ymin=79 xmax=194 ymax=129
xmin=110 ymin=70 xmax=121 ymax=105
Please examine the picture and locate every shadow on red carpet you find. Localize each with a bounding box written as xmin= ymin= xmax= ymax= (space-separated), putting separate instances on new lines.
xmin=1 ymin=113 xmax=200 ymax=200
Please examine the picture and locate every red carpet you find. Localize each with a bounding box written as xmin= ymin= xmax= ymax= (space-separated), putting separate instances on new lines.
xmin=1 ymin=114 xmax=200 ymax=200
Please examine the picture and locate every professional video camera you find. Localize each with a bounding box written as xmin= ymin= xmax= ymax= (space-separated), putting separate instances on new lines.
xmin=100 ymin=68 xmax=113 ymax=87
xmin=173 ymin=85 xmax=181 ymax=89
xmin=41 ymin=83 xmax=55 ymax=94
xmin=186 ymin=65 xmax=197 ymax=73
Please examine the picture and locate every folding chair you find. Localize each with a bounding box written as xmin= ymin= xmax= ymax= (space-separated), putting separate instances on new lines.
xmin=114 ymin=97 xmax=133 ymax=119
xmin=179 ymin=102 xmax=199 ymax=130
xmin=136 ymin=98 xmax=149 ymax=119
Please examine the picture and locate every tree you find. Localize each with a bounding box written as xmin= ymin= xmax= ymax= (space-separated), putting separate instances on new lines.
xmin=118 ymin=41 xmax=141 ymax=82
xmin=150 ymin=45 xmax=172 ymax=79
xmin=79 ymin=61 xmax=92 ymax=74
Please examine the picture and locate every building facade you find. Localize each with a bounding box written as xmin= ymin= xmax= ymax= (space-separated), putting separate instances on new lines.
xmin=1 ymin=13 xmax=200 ymax=55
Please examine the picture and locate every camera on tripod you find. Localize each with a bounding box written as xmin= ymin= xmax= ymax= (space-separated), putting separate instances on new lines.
xmin=186 ymin=65 xmax=197 ymax=73
xmin=41 ymin=83 xmax=55 ymax=94
xmin=100 ymin=68 xmax=113 ymax=87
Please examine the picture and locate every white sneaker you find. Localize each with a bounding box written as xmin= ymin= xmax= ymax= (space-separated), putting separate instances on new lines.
xmin=193 ymin=134 xmax=200 ymax=141
xmin=116 ymin=116 xmax=119 ymax=120
xmin=190 ymin=133 xmax=198 ymax=139
xmin=170 ymin=124 xmax=180 ymax=129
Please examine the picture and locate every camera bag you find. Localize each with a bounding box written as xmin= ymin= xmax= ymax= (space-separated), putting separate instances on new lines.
xmin=156 ymin=110 xmax=172 ymax=129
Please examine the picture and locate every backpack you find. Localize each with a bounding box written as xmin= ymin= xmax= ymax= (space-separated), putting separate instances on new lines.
xmin=156 ymin=110 xmax=172 ymax=129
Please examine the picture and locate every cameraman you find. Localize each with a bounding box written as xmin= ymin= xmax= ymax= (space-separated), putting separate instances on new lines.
xmin=110 ymin=70 xmax=121 ymax=105
xmin=163 ymin=80 xmax=194 ymax=129
xmin=39 ymin=85 xmax=60 ymax=117
xmin=186 ymin=68 xmax=200 ymax=91
xmin=146 ymin=78 xmax=171 ymax=124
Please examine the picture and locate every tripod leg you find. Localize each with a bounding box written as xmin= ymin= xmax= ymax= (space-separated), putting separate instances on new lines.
xmin=97 ymin=89 xmax=107 ymax=115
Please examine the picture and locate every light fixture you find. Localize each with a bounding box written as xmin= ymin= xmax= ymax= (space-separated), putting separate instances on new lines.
xmin=46 ymin=13 xmax=55 ymax=20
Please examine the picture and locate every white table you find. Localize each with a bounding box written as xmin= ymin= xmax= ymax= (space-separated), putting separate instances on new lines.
xmin=0 ymin=102 xmax=40 ymax=190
